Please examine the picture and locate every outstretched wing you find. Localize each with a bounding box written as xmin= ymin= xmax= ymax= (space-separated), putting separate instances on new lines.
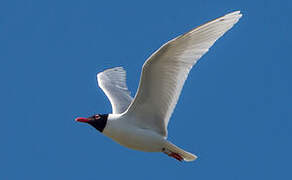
xmin=125 ymin=11 xmax=242 ymax=136
xmin=97 ymin=67 xmax=133 ymax=114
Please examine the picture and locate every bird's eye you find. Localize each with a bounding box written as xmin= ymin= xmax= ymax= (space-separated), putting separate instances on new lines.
xmin=95 ymin=115 xmax=100 ymax=119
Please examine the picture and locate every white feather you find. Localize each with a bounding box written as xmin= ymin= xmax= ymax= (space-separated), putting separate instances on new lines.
xmin=97 ymin=67 xmax=133 ymax=114
xmin=124 ymin=11 xmax=242 ymax=136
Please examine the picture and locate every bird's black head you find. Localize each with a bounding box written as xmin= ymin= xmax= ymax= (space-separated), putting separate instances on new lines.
xmin=75 ymin=114 xmax=108 ymax=132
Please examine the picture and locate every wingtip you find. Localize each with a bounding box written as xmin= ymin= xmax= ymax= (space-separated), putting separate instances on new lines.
xmin=225 ymin=10 xmax=243 ymax=18
xmin=227 ymin=10 xmax=241 ymax=15
xmin=214 ymin=10 xmax=242 ymax=25
xmin=97 ymin=66 xmax=126 ymax=78
xmin=102 ymin=66 xmax=125 ymax=73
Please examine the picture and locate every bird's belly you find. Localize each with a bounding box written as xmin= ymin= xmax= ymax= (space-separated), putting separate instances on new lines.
xmin=103 ymin=124 xmax=166 ymax=152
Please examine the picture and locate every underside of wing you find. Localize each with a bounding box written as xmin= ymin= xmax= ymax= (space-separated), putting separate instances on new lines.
xmin=125 ymin=11 xmax=242 ymax=136
xmin=97 ymin=67 xmax=133 ymax=114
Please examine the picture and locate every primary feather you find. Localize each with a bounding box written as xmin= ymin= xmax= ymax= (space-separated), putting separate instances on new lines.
xmin=125 ymin=11 xmax=242 ymax=136
xmin=97 ymin=67 xmax=133 ymax=114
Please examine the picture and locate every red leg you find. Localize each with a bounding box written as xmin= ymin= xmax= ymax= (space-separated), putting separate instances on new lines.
xmin=168 ymin=152 xmax=184 ymax=161
xmin=162 ymin=148 xmax=184 ymax=161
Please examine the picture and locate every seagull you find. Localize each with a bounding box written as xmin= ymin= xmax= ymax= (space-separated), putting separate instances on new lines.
xmin=76 ymin=11 xmax=242 ymax=162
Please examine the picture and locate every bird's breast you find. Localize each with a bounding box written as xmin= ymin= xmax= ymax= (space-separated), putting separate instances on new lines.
xmin=103 ymin=119 xmax=166 ymax=152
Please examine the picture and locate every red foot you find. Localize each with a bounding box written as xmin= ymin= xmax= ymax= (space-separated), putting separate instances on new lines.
xmin=168 ymin=152 xmax=183 ymax=162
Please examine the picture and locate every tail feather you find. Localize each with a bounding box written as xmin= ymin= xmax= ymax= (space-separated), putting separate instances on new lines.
xmin=164 ymin=141 xmax=197 ymax=162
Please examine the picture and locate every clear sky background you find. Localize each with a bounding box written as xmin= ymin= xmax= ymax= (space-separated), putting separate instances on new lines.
xmin=0 ymin=0 xmax=291 ymax=179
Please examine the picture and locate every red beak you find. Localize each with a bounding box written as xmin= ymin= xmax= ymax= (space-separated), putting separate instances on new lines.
xmin=75 ymin=117 xmax=91 ymax=123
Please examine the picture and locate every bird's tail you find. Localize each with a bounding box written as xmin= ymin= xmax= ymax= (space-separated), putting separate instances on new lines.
xmin=164 ymin=141 xmax=197 ymax=162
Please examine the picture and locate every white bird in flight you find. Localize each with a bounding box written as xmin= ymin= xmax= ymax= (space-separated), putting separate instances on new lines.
xmin=76 ymin=11 xmax=242 ymax=162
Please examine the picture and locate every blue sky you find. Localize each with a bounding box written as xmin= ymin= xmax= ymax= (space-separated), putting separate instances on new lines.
xmin=0 ymin=0 xmax=291 ymax=179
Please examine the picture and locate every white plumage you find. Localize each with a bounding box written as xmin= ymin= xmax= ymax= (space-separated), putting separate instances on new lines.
xmin=78 ymin=11 xmax=242 ymax=162
xmin=97 ymin=67 xmax=133 ymax=114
